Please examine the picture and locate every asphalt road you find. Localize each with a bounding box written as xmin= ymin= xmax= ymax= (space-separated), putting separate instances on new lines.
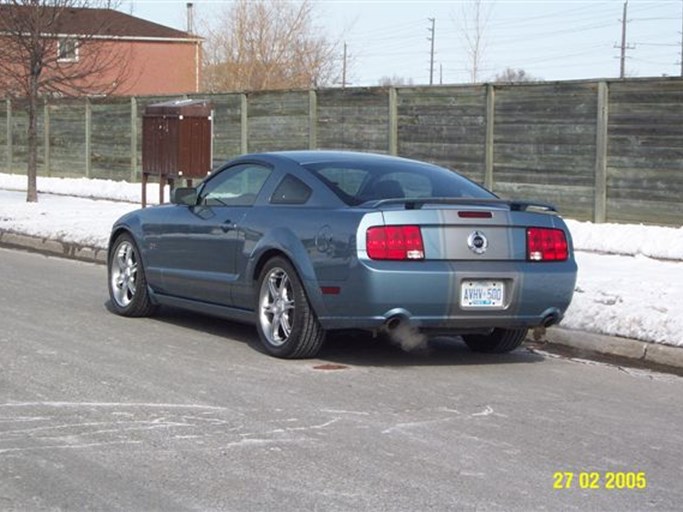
xmin=1 ymin=247 xmax=682 ymax=511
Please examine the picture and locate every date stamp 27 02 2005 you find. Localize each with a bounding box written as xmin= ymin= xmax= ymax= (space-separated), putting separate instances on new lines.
xmin=553 ymin=472 xmax=647 ymax=490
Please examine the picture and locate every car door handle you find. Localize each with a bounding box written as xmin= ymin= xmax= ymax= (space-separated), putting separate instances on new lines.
xmin=220 ymin=220 xmax=234 ymax=233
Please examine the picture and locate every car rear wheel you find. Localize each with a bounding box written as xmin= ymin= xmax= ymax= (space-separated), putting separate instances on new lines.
xmin=462 ymin=328 xmax=528 ymax=353
xmin=108 ymin=233 xmax=156 ymax=317
xmin=256 ymin=257 xmax=325 ymax=359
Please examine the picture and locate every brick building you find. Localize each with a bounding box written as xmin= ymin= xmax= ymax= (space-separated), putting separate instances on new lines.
xmin=0 ymin=5 xmax=202 ymax=96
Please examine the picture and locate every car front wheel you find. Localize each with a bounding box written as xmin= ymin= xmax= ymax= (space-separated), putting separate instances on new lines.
xmin=256 ymin=257 xmax=325 ymax=359
xmin=462 ymin=328 xmax=528 ymax=353
xmin=108 ymin=233 xmax=156 ymax=317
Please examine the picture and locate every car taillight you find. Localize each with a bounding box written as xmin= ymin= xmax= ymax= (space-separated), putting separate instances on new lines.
xmin=527 ymin=228 xmax=568 ymax=261
xmin=366 ymin=225 xmax=425 ymax=260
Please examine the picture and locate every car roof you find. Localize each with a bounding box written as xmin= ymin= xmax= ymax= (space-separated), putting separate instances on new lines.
xmin=255 ymin=150 xmax=430 ymax=167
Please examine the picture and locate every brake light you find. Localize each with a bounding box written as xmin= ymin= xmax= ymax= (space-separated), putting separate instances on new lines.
xmin=458 ymin=211 xmax=493 ymax=219
xmin=527 ymin=228 xmax=568 ymax=261
xmin=366 ymin=225 xmax=425 ymax=260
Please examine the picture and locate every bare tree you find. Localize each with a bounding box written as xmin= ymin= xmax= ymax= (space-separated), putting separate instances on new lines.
xmin=0 ymin=0 xmax=130 ymax=202
xmin=494 ymin=67 xmax=540 ymax=83
xmin=201 ymin=0 xmax=341 ymax=92
xmin=455 ymin=0 xmax=494 ymax=84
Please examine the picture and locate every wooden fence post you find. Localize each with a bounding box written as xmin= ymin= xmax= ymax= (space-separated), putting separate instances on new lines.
xmin=130 ymin=97 xmax=138 ymax=181
xmin=388 ymin=87 xmax=398 ymax=156
xmin=6 ymin=98 xmax=12 ymax=173
xmin=594 ymin=81 xmax=609 ymax=223
xmin=85 ymin=98 xmax=92 ymax=178
xmin=44 ymin=100 xmax=51 ymax=177
xmin=309 ymin=90 xmax=317 ymax=150
xmin=240 ymin=93 xmax=248 ymax=154
xmin=484 ymin=84 xmax=495 ymax=191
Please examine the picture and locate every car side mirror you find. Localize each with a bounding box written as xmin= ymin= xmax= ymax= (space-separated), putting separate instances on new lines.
xmin=171 ymin=187 xmax=198 ymax=206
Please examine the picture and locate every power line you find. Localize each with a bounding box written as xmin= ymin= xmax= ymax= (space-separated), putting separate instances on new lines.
xmin=355 ymin=49 xmax=427 ymax=59
xmin=343 ymin=0 xmax=682 ymax=85
xmin=447 ymin=19 xmax=617 ymax=47
xmin=440 ymin=22 xmax=610 ymax=43
xmin=632 ymin=17 xmax=679 ymax=21
xmin=629 ymin=2 xmax=675 ymax=15
xmin=347 ymin=20 xmax=417 ymax=39
xmin=485 ymin=3 xmax=616 ymax=29
xmin=367 ymin=37 xmax=425 ymax=53
xmin=634 ymin=42 xmax=679 ymax=47
xmin=630 ymin=56 xmax=680 ymax=67
xmin=366 ymin=29 xmax=424 ymax=43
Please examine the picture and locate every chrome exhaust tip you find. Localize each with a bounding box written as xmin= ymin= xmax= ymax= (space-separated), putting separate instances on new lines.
xmin=542 ymin=312 xmax=561 ymax=327
xmin=385 ymin=316 xmax=403 ymax=331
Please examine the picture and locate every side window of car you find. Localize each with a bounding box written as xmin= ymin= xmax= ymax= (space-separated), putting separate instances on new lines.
xmin=199 ymin=164 xmax=272 ymax=206
xmin=270 ymin=175 xmax=312 ymax=205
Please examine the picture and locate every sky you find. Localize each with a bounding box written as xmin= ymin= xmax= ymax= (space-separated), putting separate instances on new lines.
xmin=1 ymin=173 xmax=682 ymax=347
xmin=119 ymin=0 xmax=683 ymax=86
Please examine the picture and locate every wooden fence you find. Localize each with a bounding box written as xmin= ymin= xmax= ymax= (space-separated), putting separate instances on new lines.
xmin=1 ymin=77 xmax=681 ymax=225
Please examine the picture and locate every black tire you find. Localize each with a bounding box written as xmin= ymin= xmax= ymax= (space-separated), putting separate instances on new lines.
xmin=256 ymin=257 xmax=325 ymax=359
xmin=108 ymin=233 xmax=156 ymax=317
xmin=462 ymin=328 xmax=528 ymax=354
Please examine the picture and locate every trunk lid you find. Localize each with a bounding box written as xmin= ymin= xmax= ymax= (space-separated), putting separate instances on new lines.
xmin=366 ymin=199 xmax=560 ymax=262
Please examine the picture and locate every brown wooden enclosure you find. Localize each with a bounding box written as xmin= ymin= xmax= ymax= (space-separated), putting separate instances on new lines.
xmin=141 ymin=99 xmax=213 ymax=205
xmin=142 ymin=99 xmax=212 ymax=178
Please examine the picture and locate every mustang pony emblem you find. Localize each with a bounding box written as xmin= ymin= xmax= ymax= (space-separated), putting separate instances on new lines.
xmin=467 ymin=230 xmax=488 ymax=255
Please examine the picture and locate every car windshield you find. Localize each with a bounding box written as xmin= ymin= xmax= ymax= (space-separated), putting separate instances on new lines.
xmin=304 ymin=159 xmax=496 ymax=206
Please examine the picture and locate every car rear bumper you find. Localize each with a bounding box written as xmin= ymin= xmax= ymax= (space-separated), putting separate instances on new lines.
xmin=314 ymin=259 xmax=577 ymax=332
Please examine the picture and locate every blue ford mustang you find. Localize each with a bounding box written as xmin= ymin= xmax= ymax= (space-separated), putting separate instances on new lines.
xmin=108 ymin=151 xmax=577 ymax=358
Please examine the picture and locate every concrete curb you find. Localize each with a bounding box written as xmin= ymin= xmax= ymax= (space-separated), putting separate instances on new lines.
xmin=0 ymin=231 xmax=107 ymax=264
xmin=534 ymin=326 xmax=683 ymax=371
xmin=2 ymin=228 xmax=682 ymax=371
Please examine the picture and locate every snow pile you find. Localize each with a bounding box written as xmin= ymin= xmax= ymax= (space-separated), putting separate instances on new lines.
xmin=0 ymin=191 xmax=135 ymax=248
xmin=1 ymin=174 xmax=682 ymax=347
xmin=566 ymin=219 xmax=683 ymax=261
xmin=564 ymin=253 xmax=683 ymax=346
xmin=0 ymin=172 xmax=167 ymax=204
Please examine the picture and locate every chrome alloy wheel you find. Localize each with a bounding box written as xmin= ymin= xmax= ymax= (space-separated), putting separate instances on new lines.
xmin=110 ymin=240 xmax=138 ymax=308
xmin=258 ymin=267 xmax=295 ymax=347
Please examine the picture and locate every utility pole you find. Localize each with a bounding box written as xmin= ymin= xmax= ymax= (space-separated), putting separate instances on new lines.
xmin=619 ymin=1 xmax=628 ymax=78
xmin=616 ymin=1 xmax=635 ymax=78
xmin=427 ymin=17 xmax=435 ymax=85
xmin=342 ymin=42 xmax=347 ymax=89
xmin=680 ymin=0 xmax=683 ymax=76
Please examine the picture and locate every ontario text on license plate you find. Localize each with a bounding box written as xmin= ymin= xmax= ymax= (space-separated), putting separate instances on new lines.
xmin=461 ymin=280 xmax=505 ymax=308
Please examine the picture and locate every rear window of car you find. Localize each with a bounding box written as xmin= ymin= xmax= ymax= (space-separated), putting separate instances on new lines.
xmin=315 ymin=167 xmax=366 ymax=196
xmin=304 ymin=159 xmax=495 ymax=206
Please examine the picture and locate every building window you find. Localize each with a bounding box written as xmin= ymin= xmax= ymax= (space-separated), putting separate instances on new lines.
xmin=57 ymin=38 xmax=78 ymax=62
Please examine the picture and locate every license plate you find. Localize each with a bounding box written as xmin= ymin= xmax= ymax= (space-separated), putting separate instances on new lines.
xmin=460 ymin=280 xmax=505 ymax=308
